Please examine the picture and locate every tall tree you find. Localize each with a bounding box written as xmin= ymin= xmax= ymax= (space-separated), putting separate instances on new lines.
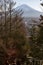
xmin=0 ymin=1 xmax=29 ymax=65
xmin=29 ymin=16 xmax=43 ymax=60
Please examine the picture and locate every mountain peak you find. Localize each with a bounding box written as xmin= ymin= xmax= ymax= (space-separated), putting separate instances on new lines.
xmin=15 ymin=4 xmax=42 ymax=17
xmin=19 ymin=4 xmax=29 ymax=8
xmin=16 ymin=4 xmax=34 ymax=12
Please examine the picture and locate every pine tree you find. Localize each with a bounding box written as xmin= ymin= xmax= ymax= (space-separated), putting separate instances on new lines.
xmin=0 ymin=0 xmax=28 ymax=64
xmin=29 ymin=1 xmax=43 ymax=59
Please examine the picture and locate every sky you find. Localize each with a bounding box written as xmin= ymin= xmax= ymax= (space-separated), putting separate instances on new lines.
xmin=14 ymin=0 xmax=43 ymax=12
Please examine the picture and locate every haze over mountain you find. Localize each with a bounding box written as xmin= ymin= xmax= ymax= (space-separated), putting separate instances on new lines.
xmin=15 ymin=4 xmax=42 ymax=17
xmin=15 ymin=4 xmax=42 ymax=30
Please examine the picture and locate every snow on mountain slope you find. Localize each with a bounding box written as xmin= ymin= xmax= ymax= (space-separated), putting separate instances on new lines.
xmin=15 ymin=4 xmax=42 ymax=17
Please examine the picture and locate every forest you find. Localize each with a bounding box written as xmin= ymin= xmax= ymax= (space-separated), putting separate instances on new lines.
xmin=0 ymin=0 xmax=43 ymax=65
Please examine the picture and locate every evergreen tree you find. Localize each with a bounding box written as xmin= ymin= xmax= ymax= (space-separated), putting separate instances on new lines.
xmin=0 ymin=0 xmax=28 ymax=65
xmin=29 ymin=1 xmax=43 ymax=59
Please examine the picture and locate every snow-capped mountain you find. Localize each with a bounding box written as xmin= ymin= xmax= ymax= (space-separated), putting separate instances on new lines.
xmin=15 ymin=4 xmax=42 ymax=17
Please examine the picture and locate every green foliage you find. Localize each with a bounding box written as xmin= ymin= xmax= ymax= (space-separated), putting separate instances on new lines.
xmin=29 ymin=20 xmax=43 ymax=59
xmin=0 ymin=1 xmax=29 ymax=65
